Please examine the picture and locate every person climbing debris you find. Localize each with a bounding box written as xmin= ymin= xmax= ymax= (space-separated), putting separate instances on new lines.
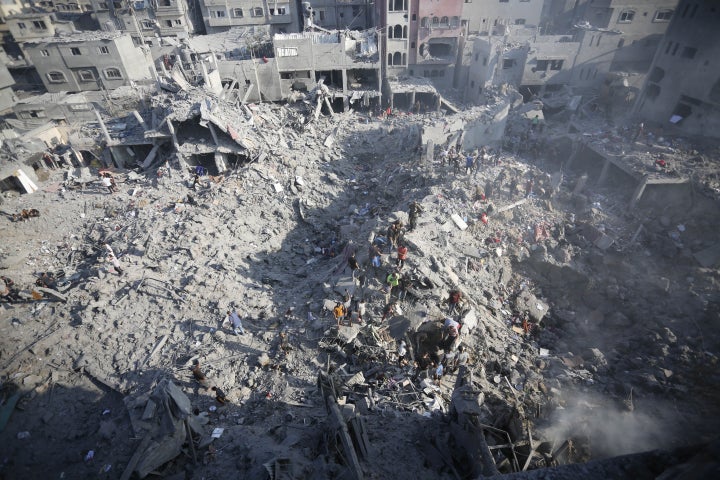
xmin=227 ymin=310 xmax=245 ymax=335
xmin=396 ymin=244 xmax=408 ymax=270
xmin=408 ymin=201 xmax=423 ymax=231
xmin=444 ymin=289 xmax=462 ymax=315
xmin=381 ymin=301 xmax=398 ymax=322
xmin=456 ymin=345 xmax=470 ymax=370
xmin=443 ymin=317 xmax=461 ymax=348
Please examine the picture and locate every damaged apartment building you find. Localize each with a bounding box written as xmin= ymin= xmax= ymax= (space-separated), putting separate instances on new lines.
xmin=456 ymin=0 xmax=679 ymax=105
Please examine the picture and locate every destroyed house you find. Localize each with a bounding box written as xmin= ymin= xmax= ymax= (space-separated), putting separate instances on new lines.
xmin=274 ymin=29 xmax=382 ymax=109
xmin=22 ymin=32 xmax=155 ymax=93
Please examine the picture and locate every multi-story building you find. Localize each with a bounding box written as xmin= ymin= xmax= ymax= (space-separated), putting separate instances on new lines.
xmin=635 ymin=0 xmax=720 ymax=137
xmin=23 ymin=31 xmax=155 ymax=93
xmin=305 ymin=0 xmax=374 ymax=30
xmin=569 ymin=0 xmax=678 ymax=92
xmin=91 ymin=0 xmax=195 ymax=44
xmin=198 ymin=0 xmax=300 ymax=34
xmin=376 ymin=0 xmax=464 ymax=89
xmin=461 ymin=0 xmax=544 ymax=35
xmin=6 ymin=12 xmax=75 ymax=43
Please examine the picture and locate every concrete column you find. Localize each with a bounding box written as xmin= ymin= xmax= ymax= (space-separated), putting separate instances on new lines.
xmin=410 ymin=91 xmax=416 ymax=112
xmin=94 ymin=109 xmax=112 ymax=145
xmin=132 ymin=110 xmax=147 ymax=131
xmin=207 ymin=123 xmax=220 ymax=146
xmin=629 ymin=176 xmax=649 ymax=209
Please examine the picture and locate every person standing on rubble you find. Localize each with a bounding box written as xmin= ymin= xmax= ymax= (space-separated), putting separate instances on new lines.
xmin=396 ymin=244 xmax=409 ymax=270
xmin=397 ymin=341 xmax=407 ymax=366
xmin=407 ymin=201 xmax=423 ymax=231
xmin=456 ymin=345 xmax=470 ymax=371
xmin=347 ymin=252 xmax=360 ymax=280
xmin=101 ymin=173 xmax=114 ymax=194
xmin=386 ymin=220 xmax=403 ymax=253
xmin=386 ymin=271 xmax=401 ymax=296
xmin=333 ymin=302 xmax=347 ymax=327
xmin=465 ymin=152 xmax=474 ymax=175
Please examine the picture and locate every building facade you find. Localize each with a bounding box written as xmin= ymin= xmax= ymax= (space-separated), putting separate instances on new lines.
xmin=461 ymin=0 xmax=544 ymax=35
xmin=23 ymin=32 xmax=155 ymax=93
xmin=569 ymin=0 xmax=678 ymax=92
xmin=92 ymin=0 xmax=195 ymax=44
xmin=199 ymin=0 xmax=300 ymax=34
xmin=0 ymin=63 xmax=15 ymax=112
xmin=635 ymin=0 xmax=720 ymax=137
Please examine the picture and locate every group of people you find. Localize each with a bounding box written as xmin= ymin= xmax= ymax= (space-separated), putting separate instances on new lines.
xmin=440 ymin=145 xmax=492 ymax=176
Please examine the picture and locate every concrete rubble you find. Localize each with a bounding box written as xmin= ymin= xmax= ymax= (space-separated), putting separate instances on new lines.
xmin=1 ymin=78 xmax=719 ymax=480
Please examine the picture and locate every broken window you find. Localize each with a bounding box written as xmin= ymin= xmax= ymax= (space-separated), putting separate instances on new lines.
xmin=421 ymin=17 xmax=428 ymax=27
xmin=388 ymin=26 xmax=393 ymax=38
xmin=388 ymin=53 xmax=393 ymax=65
xmin=618 ymin=9 xmax=635 ymax=23
xmin=536 ymin=60 xmax=549 ymax=71
xmin=174 ymin=19 xmax=182 ymax=25
xmin=393 ymin=25 xmax=402 ymax=38
xmin=252 ymin=7 xmax=263 ymax=17
xmin=41 ymin=49 xmax=50 ymax=56
xmin=319 ymin=10 xmax=325 ymax=21
xmin=214 ymin=10 xmax=226 ymax=18
xmin=98 ymin=45 xmax=110 ymax=54
xmin=654 ymin=9 xmax=673 ymax=22
xmin=440 ymin=16 xmax=448 ymax=26
xmin=550 ymin=60 xmax=563 ymax=70
xmin=104 ymin=67 xmax=123 ymax=79
xmin=165 ymin=20 xmax=172 ymax=27
xmin=17 ymin=22 xmax=26 ymax=29
xmin=33 ymin=20 xmax=47 ymax=29
xmin=403 ymin=26 xmax=407 ymax=38
xmin=451 ymin=16 xmax=459 ymax=27
xmin=432 ymin=16 xmax=439 ymax=26
xmin=393 ymin=52 xmax=401 ymax=65
xmin=233 ymin=8 xmax=243 ymax=17
xmin=70 ymin=47 xmax=81 ymax=55
xmin=503 ymin=58 xmax=516 ymax=69
xmin=681 ymin=47 xmax=697 ymax=59
xmin=47 ymin=71 xmax=67 ymax=83
xmin=515 ymin=18 xmax=526 ymax=25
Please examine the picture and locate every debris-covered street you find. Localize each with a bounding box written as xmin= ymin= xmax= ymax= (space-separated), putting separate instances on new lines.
xmin=1 ymin=86 xmax=720 ymax=480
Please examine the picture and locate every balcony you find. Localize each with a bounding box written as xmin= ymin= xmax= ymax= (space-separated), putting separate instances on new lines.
xmin=155 ymin=2 xmax=185 ymax=15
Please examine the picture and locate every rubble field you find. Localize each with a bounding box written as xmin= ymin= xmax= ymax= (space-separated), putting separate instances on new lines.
xmin=1 ymin=100 xmax=720 ymax=480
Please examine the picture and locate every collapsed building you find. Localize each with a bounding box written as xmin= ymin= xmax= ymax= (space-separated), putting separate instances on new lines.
xmin=1 ymin=1 xmax=720 ymax=479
